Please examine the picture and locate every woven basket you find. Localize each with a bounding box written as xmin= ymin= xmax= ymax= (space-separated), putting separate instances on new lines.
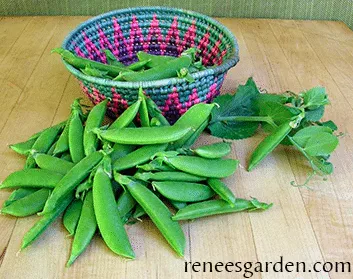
xmin=62 ymin=6 xmax=239 ymax=123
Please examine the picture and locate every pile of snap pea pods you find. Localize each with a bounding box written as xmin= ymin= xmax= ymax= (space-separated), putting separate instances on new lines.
xmin=52 ymin=47 xmax=205 ymax=82
xmin=0 ymin=88 xmax=272 ymax=266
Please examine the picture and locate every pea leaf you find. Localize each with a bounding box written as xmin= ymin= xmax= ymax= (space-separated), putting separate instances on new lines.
xmin=304 ymin=132 xmax=339 ymax=157
xmin=319 ymin=120 xmax=338 ymax=131
xmin=302 ymin=87 xmax=329 ymax=110
xmin=292 ymin=126 xmax=333 ymax=147
xmin=255 ymin=93 xmax=289 ymax=105
xmin=304 ymin=105 xmax=325 ymax=121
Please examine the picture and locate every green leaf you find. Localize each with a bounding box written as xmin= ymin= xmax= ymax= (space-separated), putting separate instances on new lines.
xmin=208 ymin=120 xmax=259 ymax=140
xmin=311 ymin=157 xmax=333 ymax=175
xmin=255 ymin=93 xmax=289 ymax=105
xmin=292 ymin=126 xmax=333 ymax=147
xmin=304 ymin=105 xmax=325 ymax=122
xmin=304 ymin=132 xmax=339 ymax=157
xmin=302 ymin=87 xmax=329 ymax=110
xmin=320 ymin=120 xmax=338 ymax=131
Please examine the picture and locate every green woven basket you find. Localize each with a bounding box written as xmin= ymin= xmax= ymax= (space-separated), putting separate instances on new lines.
xmin=62 ymin=6 xmax=239 ymax=122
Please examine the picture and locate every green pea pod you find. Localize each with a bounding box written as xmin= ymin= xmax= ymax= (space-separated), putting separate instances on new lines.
xmin=248 ymin=121 xmax=293 ymax=171
xmin=84 ymin=99 xmax=108 ymax=156
xmin=63 ymin=199 xmax=83 ymax=236
xmin=69 ymin=110 xmax=85 ymax=163
xmin=110 ymin=144 xmax=136 ymax=162
xmin=138 ymin=88 xmax=150 ymax=127
xmin=134 ymin=171 xmax=205 ymax=182
xmin=93 ymin=165 xmax=135 ymax=259
xmin=131 ymin=204 xmax=146 ymax=220
xmin=136 ymin=51 xmax=175 ymax=68
xmin=116 ymin=190 xmax=136 ymax=221
xmin=113 ymin=144 xmax=168 ymax=171
xmin=164 ymin=156 xmax=239 ymax=178
xmin=0 ymin=169 xmax=64 ymax=189
xmin=41 ymin=151 xmax=103 ymax=214
xmin=172 ymin=199 xmax=273 ymax=221
xmin=152 ymin=181 xmax=215 ymax=202
xmin=75 ymin=179 xmax=92 ymax=199
xmin=181 ymin=118 xmax=208 ymax=149
xmin=97 ymin=126 xmax=191 ymax=145
xmin=116 ymin=55 xmax=191 ymax=82
xmin=136 ymin=159 xmax=176 ymax=172
xmin=21 ymin=193 xmax=73 ymax=250
xmin=27 ymin=121 xmax=66 ymax=141
xmin=145 ymin=97 xmax=170 ymax=126
xmin=115 ymin=174 xmax=185 ymax=256
xmin=103 ymin=49 xmax=125 ymax=67
xmin=127 ymin=60 xmax=150 ymax=71
xmin=33 ymin=153 xmax=75 ymax=175
xmin=46 ymin=141 xmax=57 ymax=156
xmin=9 ymin=137 xmax=37 ymax=156
xmin=52 ymin=48 xmax=130 ymax=77
xmin=54 ymin=119 xmax=71 ymax=155
xmin=3 ymin=188 xmax=37 ymax=206
xmin=24 ymin=156 xmax=36 ymax=169
xmin=66 ymin=191 xmax=97 ymax=266
xmin=61 ymin=152 xmax=72 ymax=162
xmin=0 ymin=188 xmax=51 ymax=217
xmin=170 ymin=103 xmax=215 ymax=149
xmin=207 ymin=178 xmax=236 ymax=206
xmin=169 ymin=200 xmax=188 ymax=211
xmin=109 ymin=99 xmax=141 ymax=130
xmin=194 ymin=142 xmax=232 ymax=159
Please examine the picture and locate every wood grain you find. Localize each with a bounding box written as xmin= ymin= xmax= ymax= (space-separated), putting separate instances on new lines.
xmin=0 ymin=17 xmax=352 ymax=279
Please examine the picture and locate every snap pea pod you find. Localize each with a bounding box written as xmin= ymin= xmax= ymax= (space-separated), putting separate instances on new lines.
xmin=170 ymin=103 xmax=215 ymax=149
xmin=21 ymin=193 xmax=73 ymax=250
xmin=194 ymin=142 xmax=232 ymax=159
xmin=66 ymin=191 xmax=97 ymax=266
xmin=136 ymin=159 xmax=176 ymax=172
xmin=163 ymin=156 xmax=239 ymax=178
xmin=93 ymin=165 xmax=135 ymax=259
xmin=63 ymin=199 xmax=83 ymax=236
xmin=108 ymin=99 xmax=141 ymax=130
xmin=3 ymin=188 xmax=37 ymax=206
xmin=116 ymin=55 xmax=192 ymax=82
xmin=110 ymin=144 xmax=136 ymax=163
xmin=0 ymin=188 xmax=51 ymax=217
xmin=127 ymin=60 xmax=150 ymax=71
xmin=207 ymin=178 xmax=236 ymax=206
xmin=75 ymin=179 xmax=92 ymax=199
xmin=134 ymin=171 xmax=206 ymax=182
xmin=24 ymin=156 xmax=36 ymax=169
xmin=9 ymin=137 xmax=37 ymax=156
xmin=41 ymin=151 xmax=103 ymax=214
xmin=145 ymin=97 xmax=170 ymax=126
xmin=69 ymin=110 xmax=85 ymax=163
xmin=84 ymin=99 xmax=108 ymax=156
xmin=248 ymin=120 xmax=293 ymax=171
xmin=52 ymin=48 xmax=130 ymax=77
xmin=26 ymin=121 xmax=66 ymax=141
xmin=115 ymin=174 xmax=185 ymax=256
xmin=96 ymin=126 xmax=191 ymax=145
xmin=33 ymin=153 xmax=75 ymax=175
xmin=103 ymin=49 xmax=125 ymax=67
xmin=61 ymin=152 xmax=72 ymax=162
xmin=172 ymin=199 xmax=273 ymax=221
xmin=152 ymin=181 xmax=215 ymax=202
xmin=46 ymin=141 xmax=57 ymax=156
xmin=116 ymin=190 xmax=136 ymax=222
xmin=132 ymin=204 xmax=146 ymax=220
xmin=113 ymin=144 xmax=168 ymax=171
xmin=138 ymin=88 xmax=150 ymax=127
xmin=181 ymin=118 xmax=209 ymax=149
xmin=136 ymin=51 xmax=175 ymax=68
xmin=0 ymin=169 xmax=64 ymax=189
xmin=169 ymin=200 xmax=188 ymax=210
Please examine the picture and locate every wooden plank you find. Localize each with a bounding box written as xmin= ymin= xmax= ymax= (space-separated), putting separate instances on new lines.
xmin=268 ymin=19 xmax=353 ymax=279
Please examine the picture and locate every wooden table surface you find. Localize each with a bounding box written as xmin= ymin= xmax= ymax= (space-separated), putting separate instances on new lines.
xmin=0 ymin=16 xmax=352 ymax=279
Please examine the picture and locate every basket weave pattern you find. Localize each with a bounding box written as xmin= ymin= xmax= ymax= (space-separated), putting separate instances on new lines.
xmin=63 ymin=7 xmax=239 ymax=122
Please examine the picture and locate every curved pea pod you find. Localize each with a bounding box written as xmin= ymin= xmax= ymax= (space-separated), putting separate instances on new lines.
xmin=0 ymin=169 xmax=64 ymax=189
xmin=93 ymin=166 xmax=135 ymax=259
xmin=115 ymin=174 xmax=185 ymax=256
xmin=116 ymin=190 xmax=136 ymax=222
xmin=83 ymin=99 xmax=108 ymax=156
xmin=145 ymin=97 xmax=170 ymax=126
xmin=0 ymin=188 xmax=51 ymax=217
xmin=207 ymin=178 xmax=236 ymax=206
xmin=109 ymin=99 xmax=141 ymax=130
xmin=40 ymin=151 xmax=103 ymax=214
xmin=113 ymin=144 xmax=168 ymax=171
xmin=170 ymin=103 xmax=215 ymax=149
xmin=103 ymin=49 xmax=126 ymax=67
xmin=97 ymin=126 xmax=191 ymax=145
xmin=136 ymin=159 xmax=175 ymax=172
xmin=21 ymin=193 xmax=73 ymax=250
xmin=181 ymin=118 xmax=208 ymax=149
xmin=63 ymin=199 xmax=83 ymax=236
xmin=46 ymin=141 xmax=57 ymax=156
xmin=9 ymin=137 xmax=37 ymax=156
xmin=33 ymin=153 xmax=75 ymax=175
xmin=117 ymin=55 xmax=191 ymax=82
xmin=169 ymin=200 xmax=188 ymax=211
xmin=134 ymin=171 xmax=206 ymax=182
xmin=66 ymin=191 xmax=97 ymax=266
xmin=69 ymin=110 xmax=85 ymax=163
xmin=248 ymin=120 xmax=293 ymax=171
xmin=136 ymin=51 xmax=175 ymax=68
xmin=138 ymin=88 xmax=150 ymax=127
xmin=152 ymin=181 xmax=215 ymax=202
xmin=172 ymin=198 xmax=273 ymax=221
xmin=194 ymin=142 xmax=232 ymax=159
xmin=127 ymin=59 xmax=150 ymax=71
xmin=110 ymin=144 xmax=136 ymax=163
xmin=163 ymin=156 xmax=239 ymax=178
xmin=3 ymin=188 xmax=37 ymax=206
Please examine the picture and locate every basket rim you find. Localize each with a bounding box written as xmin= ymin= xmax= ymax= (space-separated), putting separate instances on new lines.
xmin=61 ymin=6 xmax=240 ymax=89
